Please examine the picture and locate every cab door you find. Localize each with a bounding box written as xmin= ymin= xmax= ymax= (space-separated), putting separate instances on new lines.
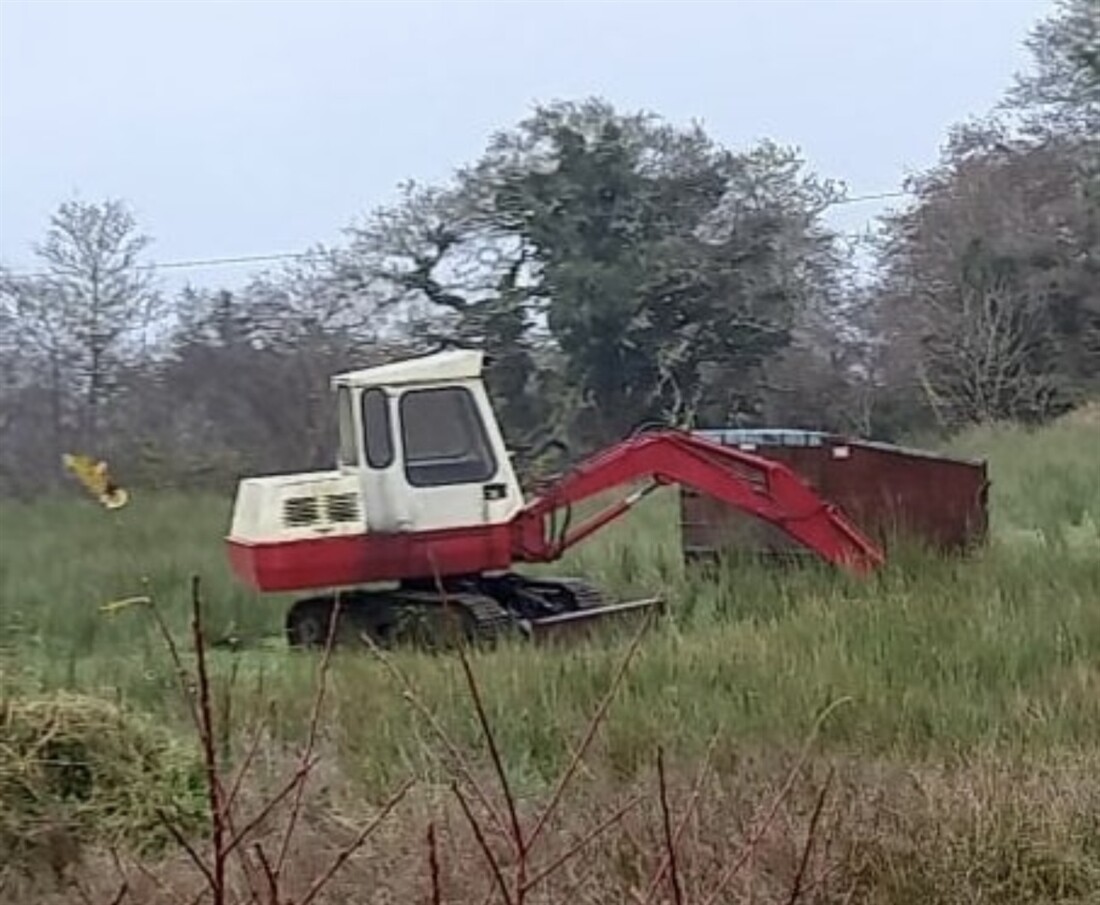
xmin=357 ymin=386 xmax=412 ymax=533
xmin=395 ymin=383 xmax=517 ymax=532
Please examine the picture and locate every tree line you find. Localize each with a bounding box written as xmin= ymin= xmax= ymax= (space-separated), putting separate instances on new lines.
xmin=1 ymin=0 xmax=1096 ymax=496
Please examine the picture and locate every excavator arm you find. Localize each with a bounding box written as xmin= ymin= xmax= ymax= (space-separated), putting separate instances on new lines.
xmin=510 ymin=430 xmax=884 ymax=574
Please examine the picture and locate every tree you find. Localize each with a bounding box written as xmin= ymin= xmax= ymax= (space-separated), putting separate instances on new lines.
xmin=0 ymin=276 xmax=42 ymax=492
xmin=342 ymin=182 xmax=552 ymax=446
xmin=4 ymin=199 xmax=162 ymax=454
xmin=133 ymin=253 xmax=414 ymax=486
xmin=755 ymin=278 xmax=882 ymax=436
xmin=460 ymin=100 xmax=845 ymax=444
xmin=310 ymin=100 xmax=849 ymax=451
xmin=678 ymin=140 xmax=849 ymax=429
xmin=873 ymin=121 xmax=1098 ymax=427
xmin=866 ymin=0 xmax=1100 ymax=432
xmin=1004 ymin=0 xmax=1100 ymax=138
xmin=915 ymin=244 xmax=1062 ymax=424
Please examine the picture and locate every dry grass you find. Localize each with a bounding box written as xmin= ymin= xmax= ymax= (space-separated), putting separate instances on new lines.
xmin=7 ymin=749 xmax=1098 ymax=905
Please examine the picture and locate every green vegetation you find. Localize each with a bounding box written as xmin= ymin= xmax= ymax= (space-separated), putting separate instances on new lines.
xmin=1 ymin=692 xmax=207 ymax=875
xmin=1 ymin=411 xmax=1098 ymax=903
xmin=3 ymin=412 xmax=1098 ymax=774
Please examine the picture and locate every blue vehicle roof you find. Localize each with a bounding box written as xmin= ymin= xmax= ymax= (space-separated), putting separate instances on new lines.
xmin=692 ymin=427 xmax=985 ymax=466
xmin=694 ymin=428 xmax=828 ymax=447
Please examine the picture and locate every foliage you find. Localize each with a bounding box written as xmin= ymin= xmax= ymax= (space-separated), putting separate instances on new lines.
xmin=468 ymin=101 xmax=844 ymax=443
xmin=0 ymin=691 xmax=206 ymax=874
xmin=1003 ymin=0 xmax=1100 ymax=138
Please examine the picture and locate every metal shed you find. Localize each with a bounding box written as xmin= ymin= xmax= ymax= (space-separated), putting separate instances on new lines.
xmin=681 ymin=429 xmax=989 ymax=562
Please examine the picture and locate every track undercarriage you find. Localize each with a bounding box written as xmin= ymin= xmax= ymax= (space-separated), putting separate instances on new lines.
xmin=284 ymin=574 xmax=661 ymax=650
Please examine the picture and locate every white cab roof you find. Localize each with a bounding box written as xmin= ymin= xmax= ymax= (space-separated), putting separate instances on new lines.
xmin=332 ymin=349 xmax=485 ymax=389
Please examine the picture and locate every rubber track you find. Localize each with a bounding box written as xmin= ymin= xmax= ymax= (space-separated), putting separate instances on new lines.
xmin=392 ymin=590 xmax=515 ymax=644
xmin=532 ymin=577 xmax=609 ymax=611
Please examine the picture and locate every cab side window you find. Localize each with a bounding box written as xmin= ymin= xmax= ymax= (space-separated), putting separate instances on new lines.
xmin=336 ymin=386 xmax=356 ymax=466
xmin=361 ymin=388 xmax=394 ymax=469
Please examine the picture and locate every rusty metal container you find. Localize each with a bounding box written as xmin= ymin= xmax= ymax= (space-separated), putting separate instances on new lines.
xmin=681 ymin=429 xmax=988 ymax=562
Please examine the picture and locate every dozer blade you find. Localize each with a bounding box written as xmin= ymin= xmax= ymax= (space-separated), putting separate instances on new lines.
xmin=523 ymin=596 xmax=664 ymax=645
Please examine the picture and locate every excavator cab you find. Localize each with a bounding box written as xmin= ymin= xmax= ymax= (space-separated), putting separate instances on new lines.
xmin=330 ymin=350 xmax=525 ymax=535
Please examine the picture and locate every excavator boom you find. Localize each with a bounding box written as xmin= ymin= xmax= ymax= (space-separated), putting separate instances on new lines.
xmin=511 ymin=430 xmax=884 ymax=574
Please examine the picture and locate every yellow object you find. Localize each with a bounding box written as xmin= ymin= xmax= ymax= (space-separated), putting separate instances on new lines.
xmin=62 ymin=453 xmax=129 ymax=509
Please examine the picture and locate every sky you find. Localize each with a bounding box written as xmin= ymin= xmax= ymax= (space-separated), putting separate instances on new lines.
xmin=0 ymin=0 xmax=1051 ymax=291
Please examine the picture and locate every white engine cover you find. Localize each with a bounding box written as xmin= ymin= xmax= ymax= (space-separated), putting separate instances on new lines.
xmin=230 ymin=471 xmax=366 ymax=544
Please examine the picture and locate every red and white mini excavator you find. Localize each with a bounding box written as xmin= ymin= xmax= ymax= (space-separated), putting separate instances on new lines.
xmin=226 ymin=349 xmax=884 ymax=647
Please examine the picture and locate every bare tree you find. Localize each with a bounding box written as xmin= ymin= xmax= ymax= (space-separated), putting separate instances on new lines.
xmin=916 ymin=257 xmax=1060 ymax=425
xmin=342 ymin=181 xmax=551 ymax=445
xmin=0 ymin=277 xmax=29 ymax=449
xmin=872 ymin=121 xmax=1097 ymax=429
xmin=1 ymin=265 xmax=81 ymax=466
xmin=12 ymin=199 xmax=163 ymax=451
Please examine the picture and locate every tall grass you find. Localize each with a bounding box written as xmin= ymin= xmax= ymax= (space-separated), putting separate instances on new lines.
xmin=2 ymin=413 xmax=1099 ymax=903
xmin=2 ymin=413 xmax=1097 ymax=792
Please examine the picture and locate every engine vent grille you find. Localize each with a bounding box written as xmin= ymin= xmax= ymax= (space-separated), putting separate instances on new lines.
xmin=325 ymin=492 xmax=360 ymax=523
xmin=283 ymin=492 xmax=361 ymax=529
xmin=283 ymin=496 xmax=320 ymax=527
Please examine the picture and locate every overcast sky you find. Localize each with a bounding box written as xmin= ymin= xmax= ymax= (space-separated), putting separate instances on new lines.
xmin=0 ymin=0 xmax=1049 ymax=289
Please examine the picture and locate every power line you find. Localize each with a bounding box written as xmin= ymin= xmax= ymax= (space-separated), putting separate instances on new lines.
xmin=147 ymin=251 xmax=319 ymax=271
xmin=5 ymin=250 xmax=323 ymax=280
xmin=828 ymin=190 xmax=910 ymax=206
xmin=1 ymin=189 xmax=911 ymax=279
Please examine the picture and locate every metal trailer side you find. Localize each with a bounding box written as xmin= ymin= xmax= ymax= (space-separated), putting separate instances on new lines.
xmin=680 ymin=429 xmax=988 ymax=563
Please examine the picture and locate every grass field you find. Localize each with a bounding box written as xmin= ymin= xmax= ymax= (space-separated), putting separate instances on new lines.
xmin=2 ymin=410 xmax=1099 ymax=903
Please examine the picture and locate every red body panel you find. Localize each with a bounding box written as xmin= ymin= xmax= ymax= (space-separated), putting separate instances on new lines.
xmin=227 ymin=429 xmax=886 ymax=594
xmin=227 ymin=524 xmax=514 ymax=592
